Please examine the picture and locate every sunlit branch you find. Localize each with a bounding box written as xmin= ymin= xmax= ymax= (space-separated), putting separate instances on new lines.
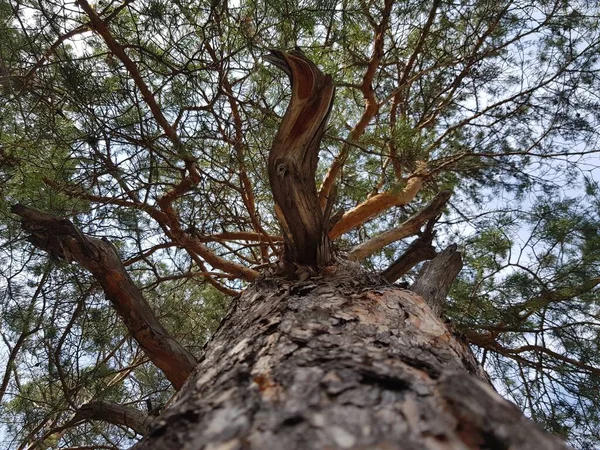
xmin=348 ymin=190 xmax=451 ymax=260
xmin=328 ymin=175 xmax=424 ymax=239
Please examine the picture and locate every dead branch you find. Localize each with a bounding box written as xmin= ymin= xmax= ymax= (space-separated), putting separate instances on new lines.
xmin=381 ymin=230 xmax=437 ymax=284
xmin=411 ymin=244 xmax=463 ymax=317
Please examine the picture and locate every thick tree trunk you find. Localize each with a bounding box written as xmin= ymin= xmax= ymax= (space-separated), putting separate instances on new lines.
xmin=133 ymin=274 xmax=569 ymax=450
xmin=12 ymin=51 xmax=571 ymax=449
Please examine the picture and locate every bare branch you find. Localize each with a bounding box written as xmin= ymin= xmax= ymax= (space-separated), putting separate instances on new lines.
xmin=73 ymin=401 xmax=152 ymax=436
xmin=329 ymin=175 xmax=424 ymax=239
xmin=381 ymin=229 xmax=437 ymax=284
xmin=412 ymin=244 xmax=463 ymax=316
xmin=349 ymin=190 xmax=451 ymax=260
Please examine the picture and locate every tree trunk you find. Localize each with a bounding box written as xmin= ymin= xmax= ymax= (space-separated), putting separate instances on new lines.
xmin=133 ymin=274 xmax=569 ymax=450
xmin=266 ymin=50 xmax=335 ymax=269
xmin=12 ymin=51 xmax=571 ymax=449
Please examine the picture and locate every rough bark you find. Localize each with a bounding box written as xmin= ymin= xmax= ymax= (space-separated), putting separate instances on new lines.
xmin=11 ymin=204 xmax=196 ymax=390
xmin=412 ymin=244 xmax=463 ymax=317
xmin=266 ymin=50 xmax=335 ymax=269
xmin=133 ymin=274 xmax=569 ymax=450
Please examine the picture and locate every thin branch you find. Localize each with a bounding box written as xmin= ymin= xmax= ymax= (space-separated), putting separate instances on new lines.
xmin=318 ymin=0 xmax=394 ymax=210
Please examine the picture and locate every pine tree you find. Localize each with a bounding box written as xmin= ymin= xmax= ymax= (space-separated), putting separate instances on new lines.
xmin=1 ymin=0 xmax=599 ymax=448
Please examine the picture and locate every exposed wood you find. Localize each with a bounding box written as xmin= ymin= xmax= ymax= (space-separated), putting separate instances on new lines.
xmin=349 ymin=190 xmax=451 ymax=261
xmin=266 ymin=50 xmax=335 ymax=268
xmin=11 ymin=204 xmax=196 ymax=390
xmin=133 ymin=277 xmax=569 ymax=450
xmin=73 ymin=401 xmax=152 ymax=436
xmin=412 ymin=244 xmax=463 ymax=317
xmin=381 ymin=230 xmax=437 ymax=283
xmin=328 ymin=176 xmax=424 ymax=240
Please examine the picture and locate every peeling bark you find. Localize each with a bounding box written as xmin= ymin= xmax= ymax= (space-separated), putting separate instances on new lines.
xmin=133 ymin=276 xmax=569 ymax=450
xmin=328 ymin=176 xmax=424 ymax=240
xmin=266 ymin=50 xmax=335 ymax=269
xmin=11 ymin=204 xmax=196 ymax=390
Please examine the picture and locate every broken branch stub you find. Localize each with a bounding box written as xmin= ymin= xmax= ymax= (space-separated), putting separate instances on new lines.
xmin=412 ymin=244 xmax=463 ymax=317
xmin=266 ymin=50 xmax=335 ymax=269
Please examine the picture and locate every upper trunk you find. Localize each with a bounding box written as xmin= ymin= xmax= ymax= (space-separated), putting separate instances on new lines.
xmin=266 ymin=50 xmax=335 ymax=269
xmin=133 ymin=273 xmax=569 ymax=450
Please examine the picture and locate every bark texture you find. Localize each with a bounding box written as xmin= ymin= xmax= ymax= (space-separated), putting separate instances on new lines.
xmin=266 ymin=50 xmax=335 ymax=268
xmin=11 ymin=204 xmax=196 ymax=389
xmin=133 ymin=273 xmax=569 ymax=450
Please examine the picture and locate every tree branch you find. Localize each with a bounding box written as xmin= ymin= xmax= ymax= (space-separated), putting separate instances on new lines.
xmin=411 ymin=244 xmax=463 ymax=316
xmin=77 ymin=0 xmax=184 ymax=156
xmin=349 ymin=190 xmax=451 ymax=260
xmin=42 ymin=179 xmax=259 ymax=282
xmin=318 ymin=0 xmax=394 ymax=211
xmin=381 ymin=227 xmax=437 ymax=284
xmin=328 ymin=175 xmax=424 ymax=239
xmin=73 ymin=401 xmax=152 ymax=436
xmin=11 ymin=204 xmax=196 ymax=390
xmin=464 ymin=330 xmax=600 ymax=376
xmin=266 ymin=50 xmax=335 ymax=268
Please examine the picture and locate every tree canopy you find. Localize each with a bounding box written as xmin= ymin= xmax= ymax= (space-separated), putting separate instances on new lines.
xmin=1 ymin=0 xmax=599 ymax=448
